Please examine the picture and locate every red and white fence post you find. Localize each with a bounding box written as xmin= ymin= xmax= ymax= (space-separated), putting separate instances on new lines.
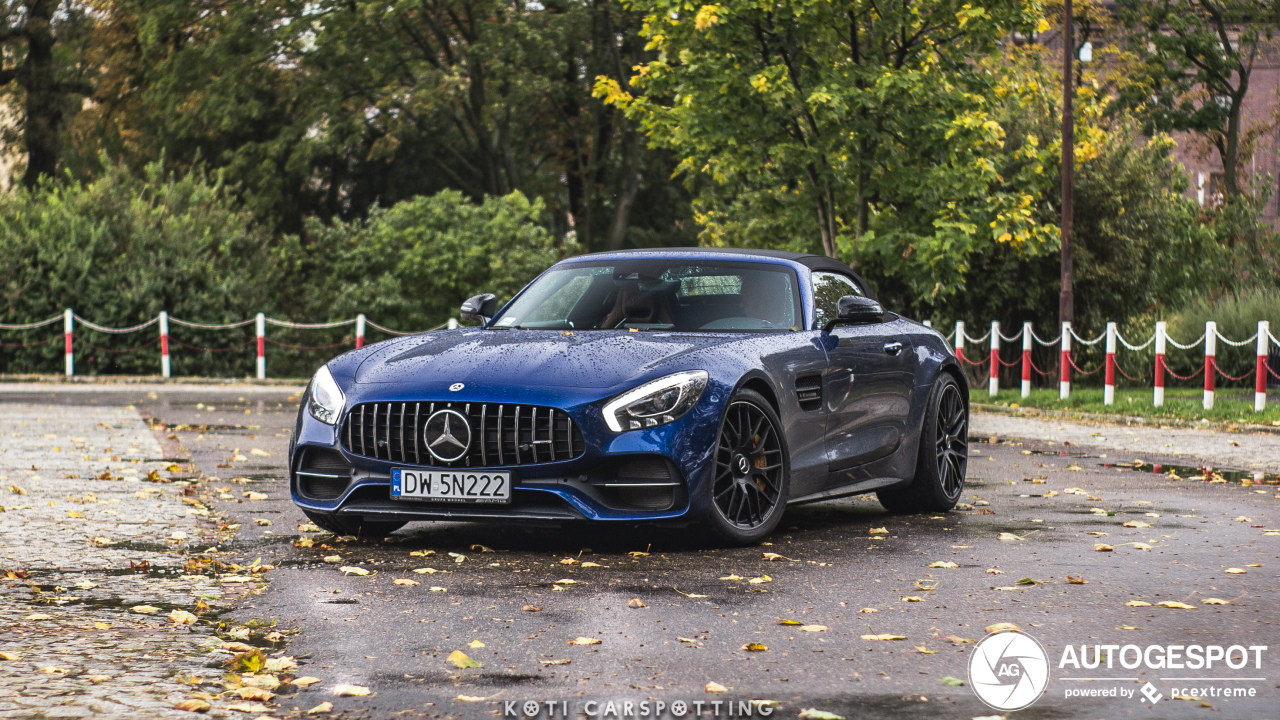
xmin=954 ymin=321 xmax=965 ymax=363
xmin=1060 ymin=321 xmax=1071 ymax=399
xmin=1154 ymin=321 xmax=1167 ymax=407
xmin=64 ymin=309 xmax=74 ymax=376
xmin=1104 ymin=322 xmax=1116 ymax=405
xmin=1258 ymin=321 xmax=1270 ymax=412
xmin=255 ymin=313 xmax=266 ymax=380
xmin=355 ymin=314 xmax=366 ymax=349
xmin=989 ymin=320 xmax=1000 ymax=396
xmin=159 ymin=311 xmax=170 ymax=378
xmin=1021 ymin=321 xmax=1032 ymax=398
xmin=1203 ymin=321 xmax=1216 ymax=410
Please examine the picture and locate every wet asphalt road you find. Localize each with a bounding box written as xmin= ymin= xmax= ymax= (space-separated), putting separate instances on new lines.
xmin=5 ymin=386 xmax=1279 ymax=719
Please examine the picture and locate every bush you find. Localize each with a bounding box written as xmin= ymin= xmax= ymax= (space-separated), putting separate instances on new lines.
xmin=0 ymin=166 xmax=568 ymax=378
xmin=1165 ymin=289 xmax=1280 ymax=385
xmin=0 ymin=161 xmax=277 ymax=377
xmin=292 ymin=189 xmax=570 ymax=335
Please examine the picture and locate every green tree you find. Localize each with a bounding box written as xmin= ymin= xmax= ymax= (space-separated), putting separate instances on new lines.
xmin=598 ymin=0 xmax=1057 ymax=304
xmin=1112 ymin=0 xmax=1280 ymax=200
xmin=0 ymin=0 xmax=96 ymax=186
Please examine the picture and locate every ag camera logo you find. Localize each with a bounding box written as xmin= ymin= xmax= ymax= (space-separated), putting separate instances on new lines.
xmin=969 ymin=631 xmax=1051 ymax=711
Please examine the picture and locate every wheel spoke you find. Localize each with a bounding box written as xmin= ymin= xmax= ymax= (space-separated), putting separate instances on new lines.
xmin=713 ymin=400 xmax=785 ymax=530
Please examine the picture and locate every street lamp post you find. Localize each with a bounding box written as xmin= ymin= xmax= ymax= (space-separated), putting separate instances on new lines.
xmin=1060 ymin=0 xmax=1074 ymax=329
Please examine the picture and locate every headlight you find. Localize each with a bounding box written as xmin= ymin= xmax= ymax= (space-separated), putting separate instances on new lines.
xmin=603 ymin=370 xmax=708 ymax=432
xmin=308 ymin=365 xmax=345 ymax=425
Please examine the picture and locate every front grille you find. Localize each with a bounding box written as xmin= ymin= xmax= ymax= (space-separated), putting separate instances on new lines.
xmin=341 ymin=402 xmax=585 ymax=468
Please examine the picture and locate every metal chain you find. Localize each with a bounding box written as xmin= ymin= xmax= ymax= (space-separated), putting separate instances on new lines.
xmin=1164 ymin=333 xmax=1205 ymax=350
xmin=1214 ymin=330 xmax=1258 ymax=347
xmin=168 ymin=316 xmax=256 ymax=329
xmin=1069 ymin=327 xmax=1106 ymax=345
xmin=0 ymin=314 xmax=63 ymax=330
xmin=265 ymin=318 xmax=357 ymax=329
xmin=72 ymin=315 xmax=159 ymax=334
xmin=1116 ymin=330 xmax=1155 ymax=351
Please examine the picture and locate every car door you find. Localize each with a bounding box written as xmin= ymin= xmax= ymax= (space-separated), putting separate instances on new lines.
xmin=812 ymin=272 xmax=915 ymax=477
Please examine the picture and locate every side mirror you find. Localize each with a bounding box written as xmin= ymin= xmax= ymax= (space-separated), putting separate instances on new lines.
xmin=823 ymin=295 xmax=885 ymax=332
xmin=460 ymin=293 xmax=498 ymax=324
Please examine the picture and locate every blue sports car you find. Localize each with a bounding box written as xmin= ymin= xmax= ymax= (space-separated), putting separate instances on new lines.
xmin=290 ymin=248 xmax=968 ymax=544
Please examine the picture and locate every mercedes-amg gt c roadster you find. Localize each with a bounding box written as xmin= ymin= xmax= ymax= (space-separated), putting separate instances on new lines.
xmin=290 ymin=248 xmax=968 ymax=544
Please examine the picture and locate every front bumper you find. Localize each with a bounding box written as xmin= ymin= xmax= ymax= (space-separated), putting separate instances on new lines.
xmin=289 ymin=380 xmax=729 ymax=523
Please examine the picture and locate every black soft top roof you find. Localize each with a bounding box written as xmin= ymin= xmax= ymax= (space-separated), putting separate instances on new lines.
xmin=570 ymin=247 xmax=875 ymax=299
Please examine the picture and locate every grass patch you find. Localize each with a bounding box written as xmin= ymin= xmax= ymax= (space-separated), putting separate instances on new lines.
xmin=972 ymin=386 xmax=1280 ymax=425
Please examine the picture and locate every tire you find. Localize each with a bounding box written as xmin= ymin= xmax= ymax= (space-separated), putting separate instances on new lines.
xmin=877 ymin=373 xmax=967 ymax=514
xmin=705 ymin=389 xmax=790 ymax=545
xmin=303 ymin=510 xmax=406 ymax=540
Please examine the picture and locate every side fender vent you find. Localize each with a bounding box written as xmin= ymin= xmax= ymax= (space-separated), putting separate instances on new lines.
xmin=795 ymin=374 xmax=823 ymax=411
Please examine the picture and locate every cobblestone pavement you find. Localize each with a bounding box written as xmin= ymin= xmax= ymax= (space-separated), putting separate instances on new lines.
xmin=0 ymin=402 xmax=284 ymax=719
xmin=973 ymin=411 xmax=1280 ymax=472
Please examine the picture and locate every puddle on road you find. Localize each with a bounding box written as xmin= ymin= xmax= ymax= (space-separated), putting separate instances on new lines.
xmin=1104 ymin=460 xmax=1280 ymax=486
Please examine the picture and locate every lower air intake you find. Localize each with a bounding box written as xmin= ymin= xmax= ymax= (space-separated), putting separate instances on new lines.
xmin=297 ymin=448 xmax=352 ymax=500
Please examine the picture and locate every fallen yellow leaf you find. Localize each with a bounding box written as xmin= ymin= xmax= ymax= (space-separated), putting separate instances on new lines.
xmin=861 ymin=634 xmax=907 ymax=641
xmin=339 ymin=566 xmax=371 ymax=576
xmin=1157 ymin=601 xmax=1196 ymax=609
xmin=705 ymin=681 xmax=727 ymax=693
xmin=928 ymin=561 xmax=959 ymax=569
xmin=983 ymin=623 xmax=1021 ymax=633
xmin=1202 ymin=598 xmax=1230 ymax=605
xmin=741 ymin=642 xmax=769 ymax=651
xmin=332 ymin=684 xmax=371 ymax=697
xmin=799 ymin=625 xmax=827 ymax=632
xmin=393 ymin=579 xmax=419 ymax=586
xmin=1126 ymin=600 xmax=1152 ymax=607
xmin=447 ymin=650 xmax=483 ymax=668
xmin=1225 ymin=568 xmax=1247 ymax=574
xmin=168 ymin=609 xmax=198 ymax=625
xmin=567 ymin=637 xmax=602 ymax=646
xmin=293 ymin=676 xmax=322 ymax=686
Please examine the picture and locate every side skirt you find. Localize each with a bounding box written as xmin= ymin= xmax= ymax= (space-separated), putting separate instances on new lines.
xmin=787 ymin=477 xmax=904 ymax=506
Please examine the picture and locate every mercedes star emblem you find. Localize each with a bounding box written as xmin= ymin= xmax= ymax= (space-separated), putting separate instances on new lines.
xmin=423 ymin=408 xmax=471 ymax=462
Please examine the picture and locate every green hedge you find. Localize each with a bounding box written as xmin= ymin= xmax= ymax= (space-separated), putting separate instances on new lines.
xmin=0 ymin=164 xmax=570 ymax=378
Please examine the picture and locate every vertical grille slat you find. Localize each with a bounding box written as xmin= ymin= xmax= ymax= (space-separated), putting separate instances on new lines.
xmin=413 ymin=402 xmax=421 ymax=465
xmin=341 ymin=401 xmax=583 ymax=468
xmin=480 ymin=405 xmax=488 ymax=466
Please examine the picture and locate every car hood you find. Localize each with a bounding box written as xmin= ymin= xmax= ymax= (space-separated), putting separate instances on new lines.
xmin=354 ymin=329 xmax=741 ymax=389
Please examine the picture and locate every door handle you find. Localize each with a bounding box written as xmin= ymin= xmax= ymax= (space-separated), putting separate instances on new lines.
xmin=883 ymin=341 xmax=904 ymax=356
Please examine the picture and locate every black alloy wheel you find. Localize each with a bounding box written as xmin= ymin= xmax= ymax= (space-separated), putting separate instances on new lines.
xmin=935 ymin=381 xmax=968 ymax=499
xmin=707 ymin=389 xmax=789 ymax=544
xmin=877 ymin=373 xmax=967 ymax=513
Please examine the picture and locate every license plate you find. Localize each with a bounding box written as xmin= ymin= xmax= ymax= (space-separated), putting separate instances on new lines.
xmin=390 ymin=468 xmax=511 ymax=504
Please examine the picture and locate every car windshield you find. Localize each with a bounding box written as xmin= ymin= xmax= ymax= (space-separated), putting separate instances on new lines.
xmin=491 ymin=260 xmax=803 ymax=332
